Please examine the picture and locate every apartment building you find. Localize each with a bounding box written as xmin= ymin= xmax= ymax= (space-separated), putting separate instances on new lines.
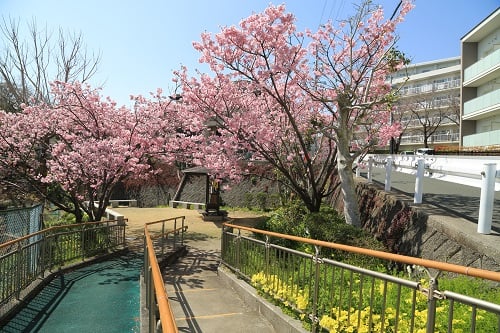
xmin=390 ymin=57 xmax=462 ymax=152
xmin=461 ymin=8 xmax=500 ymax=149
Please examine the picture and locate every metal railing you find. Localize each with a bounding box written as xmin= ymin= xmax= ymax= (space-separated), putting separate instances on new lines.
xmin=143 ymin=216 xmax=187 ymax=333
xmin=0 ymin=220 xmax=126 ymax=317
xmin=359 ymin=155 xmax=499 ymax=234
xmin=221 ymin=223 xmax=500 ymax=333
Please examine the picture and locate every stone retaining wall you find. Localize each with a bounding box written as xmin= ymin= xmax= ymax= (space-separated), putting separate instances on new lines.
xmin=354 ymin=180 xmax=500 ymax=272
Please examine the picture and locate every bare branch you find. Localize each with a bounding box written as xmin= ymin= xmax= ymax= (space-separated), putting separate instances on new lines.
xmin=0 ymin=17 xmax=101 ymax=107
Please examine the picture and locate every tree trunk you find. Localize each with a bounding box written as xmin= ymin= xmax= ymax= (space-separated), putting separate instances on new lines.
xmin=74 ymin=206 xmax=84 ymax=223
xmin=334 ymin=104 xmax=362 ymax=227
xmin=337 ymin=149 xmax=361 ymax=227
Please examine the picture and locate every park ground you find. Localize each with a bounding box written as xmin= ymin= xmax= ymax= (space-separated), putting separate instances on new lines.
xmin=113 ymin=207 xmax=266 ymax=250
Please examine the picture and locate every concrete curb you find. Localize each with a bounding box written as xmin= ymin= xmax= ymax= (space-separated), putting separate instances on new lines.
xmin=217 ymin=267 xmax=308 ymax=333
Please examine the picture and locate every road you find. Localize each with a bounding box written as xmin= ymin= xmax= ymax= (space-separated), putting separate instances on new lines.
xmin=365 ymin=166 xmax=500 ymax=233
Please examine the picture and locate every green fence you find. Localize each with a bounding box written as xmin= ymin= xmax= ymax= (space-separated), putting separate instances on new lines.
xmin=221 ymin=223 xmax=500 ymax=333
xmin=0 ymin=220 xmax=126 ymax=318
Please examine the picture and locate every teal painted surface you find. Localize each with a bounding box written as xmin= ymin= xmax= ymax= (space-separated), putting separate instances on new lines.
xmin=0 ymin=253 xmax=141 ymax=333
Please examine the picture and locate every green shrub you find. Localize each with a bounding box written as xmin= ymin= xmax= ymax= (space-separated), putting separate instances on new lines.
xmin=243 ymin=192 xmax=253 ymax=210
xmin=255 ymin=192 xmax=268 ymax=211
xmin=256 ymin=202 xmax=386 ymax=268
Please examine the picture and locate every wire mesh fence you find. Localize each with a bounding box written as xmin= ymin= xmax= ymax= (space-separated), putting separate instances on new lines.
xmin=0 ymin=204 xmax=43 ymax=244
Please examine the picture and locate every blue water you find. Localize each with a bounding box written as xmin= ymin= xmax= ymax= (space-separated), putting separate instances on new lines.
xmin=1 ymin=252 xmax=141 ymax=333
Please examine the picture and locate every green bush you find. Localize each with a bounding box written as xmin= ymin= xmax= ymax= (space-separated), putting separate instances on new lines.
xmin=243 ymin=193 xmax=253 ymax=210
xmin=256 ymin=202 xmax=386 ymax=268
xmin=255 ymin=192 xmax=268 ymax=211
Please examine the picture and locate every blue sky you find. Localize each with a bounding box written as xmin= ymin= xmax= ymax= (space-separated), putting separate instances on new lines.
xmin=1 ymin=0 xmax=498 ymax=107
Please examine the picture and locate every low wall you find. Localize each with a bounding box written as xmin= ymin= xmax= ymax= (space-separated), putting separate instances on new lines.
xmin=355 ymin=179 xmax=500 ymax=272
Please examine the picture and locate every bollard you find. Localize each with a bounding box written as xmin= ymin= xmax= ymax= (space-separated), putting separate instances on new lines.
xmin=477 ymin=163 xmax=496 ymax=234
xmin=367 ymin=156 xmax=373 ymax=183
xmin=414 ymin=158 xmax=425 ymax=204
xmin=385 ymin=156 xmax=392 ymax=192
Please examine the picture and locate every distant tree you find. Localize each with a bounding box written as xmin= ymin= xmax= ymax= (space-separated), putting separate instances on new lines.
xmin=390 ymin=102 xmax=414 ymax=153
xmin=444 ymin=92 xmax=461 ymax=126
xmin=0 ymin=82 xmax=19 ymax=113
xmin=396 ymin=89 xmax=459 ymax=148
xmin=175 ymin=1 xmax=413 ymax=226
xmin=0 ymin=18 xmax=100 ymax=107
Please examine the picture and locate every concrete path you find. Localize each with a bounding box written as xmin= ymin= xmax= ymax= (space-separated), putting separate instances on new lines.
xmin=114 ymin=208 xmax=279 ymax=331
xmin=161 ymin=237 xmax=275 ymax=332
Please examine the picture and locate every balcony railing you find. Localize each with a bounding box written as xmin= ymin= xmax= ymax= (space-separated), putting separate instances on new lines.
xmin=463 ymin=128 xmax=500 ymax=147
xmin=404 ymin=116 xmax=459 ymax=129
xmin=400 ymin=132 xmax=460 ymax=144
xmin=463 ymin=48 xmax=500 ymax=86
xmin=399 ymin=80 xmax=460 ymax=96
xmin=463 ymin=89 xmax=500 ymax=118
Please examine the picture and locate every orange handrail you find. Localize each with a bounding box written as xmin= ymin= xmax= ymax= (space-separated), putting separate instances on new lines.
xmin=144 ymin=226 xmax=178 ymax=333
xmin=149 ymin=226 xmax=188 ymax=241
xmin=0 ymin=219 xmax=125 ymax=250
xmin=144 ymin=216 xmax=184 ymax=227
xmin=223 ymin=222 xmax=500 ymax=282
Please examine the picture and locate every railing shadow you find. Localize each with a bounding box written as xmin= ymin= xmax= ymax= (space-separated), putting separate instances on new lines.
xmin=162 ymin=248 xmax=220 ymax=333
xmin=0 ymin=253 xmax=141 ymax=332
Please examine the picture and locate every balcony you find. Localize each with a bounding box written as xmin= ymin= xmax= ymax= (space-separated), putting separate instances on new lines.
xmin=463 ymin=48 xmax=500 ymax=87
xmin=463 ymin=89 xmax=500 ymax=119
xmin=463 ymin=129 xmax=500 ymax=147
xmin=400 ymin=132 xmax=460 ymax=144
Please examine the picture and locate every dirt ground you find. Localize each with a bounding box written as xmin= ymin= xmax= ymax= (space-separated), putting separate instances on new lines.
xmin=113 ymin=207 xmax=266 ymax=250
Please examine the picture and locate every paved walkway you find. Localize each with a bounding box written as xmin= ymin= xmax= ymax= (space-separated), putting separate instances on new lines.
xmin=161 ymin=237 xmax=275 ymax=332
xmin=114 ymin=208 xmax=280 ymax=332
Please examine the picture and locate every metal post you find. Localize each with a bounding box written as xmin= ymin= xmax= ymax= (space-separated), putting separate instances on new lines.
xmin=478 ymin=163 xmax=496 ymax=234
xmin=414 ymin=158 xmax=425 ymax=204
xmin=425 ymin=277 xmax=438 ymax=333
xmin=148 ymin=266 xmax=156 ymax=333
xmin=385 ymin=156 xmax=392 ymax=192
xmin=367 ymin=156 xmax=373 ymax=183
xmin=173 ymin=218 xmax=178 ymax=251
xmin=181 ymin=216 xmax=185 ymax=247
xmin=81 ymin=226 xmax=86 ymax=260
xmin=265 ymin=235 xmax=270 ymax=277
xmin=311 ymin=246 xmax=322 ymax=333
xmin=235 ymin=229 xmax=241 ymax=272
xmin=355 ymin=158 xmax=361 ymax=177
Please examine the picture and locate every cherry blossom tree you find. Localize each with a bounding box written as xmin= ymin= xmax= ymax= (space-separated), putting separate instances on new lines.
xmin=302 ymin=1 xmax=413 ymax=226
xmin=0 ymin=82 xmax=182 ymax=222
xmin=175 ymin=1 xmax=413 ymax=226
xmin=175 ymin=6 xmax=339 ymax=213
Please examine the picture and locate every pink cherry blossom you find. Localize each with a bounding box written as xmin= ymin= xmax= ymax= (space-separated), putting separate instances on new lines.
xmin=175 ymin=1 xmax=414 ymax=226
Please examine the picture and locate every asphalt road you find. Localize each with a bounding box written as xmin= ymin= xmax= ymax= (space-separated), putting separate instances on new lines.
xmin=364 ymin=167 xmax=500 ymax=233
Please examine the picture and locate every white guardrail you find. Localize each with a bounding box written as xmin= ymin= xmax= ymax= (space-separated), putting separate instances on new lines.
xmin=356 ymin=154 xmax=500 ymax=235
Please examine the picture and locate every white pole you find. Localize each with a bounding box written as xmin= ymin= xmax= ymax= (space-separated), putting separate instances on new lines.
xmin=355 ymin=160 xmax=361 ymax=177
xmin=367 ymin=157 xmax=373 ymax=183
xmin=477 ymin=163 xmax=496 ymax=234
xmin=414 ymin=158 xmax=424 ymax=204
xmin=385 ymin=157 xmax=392 ymax=192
